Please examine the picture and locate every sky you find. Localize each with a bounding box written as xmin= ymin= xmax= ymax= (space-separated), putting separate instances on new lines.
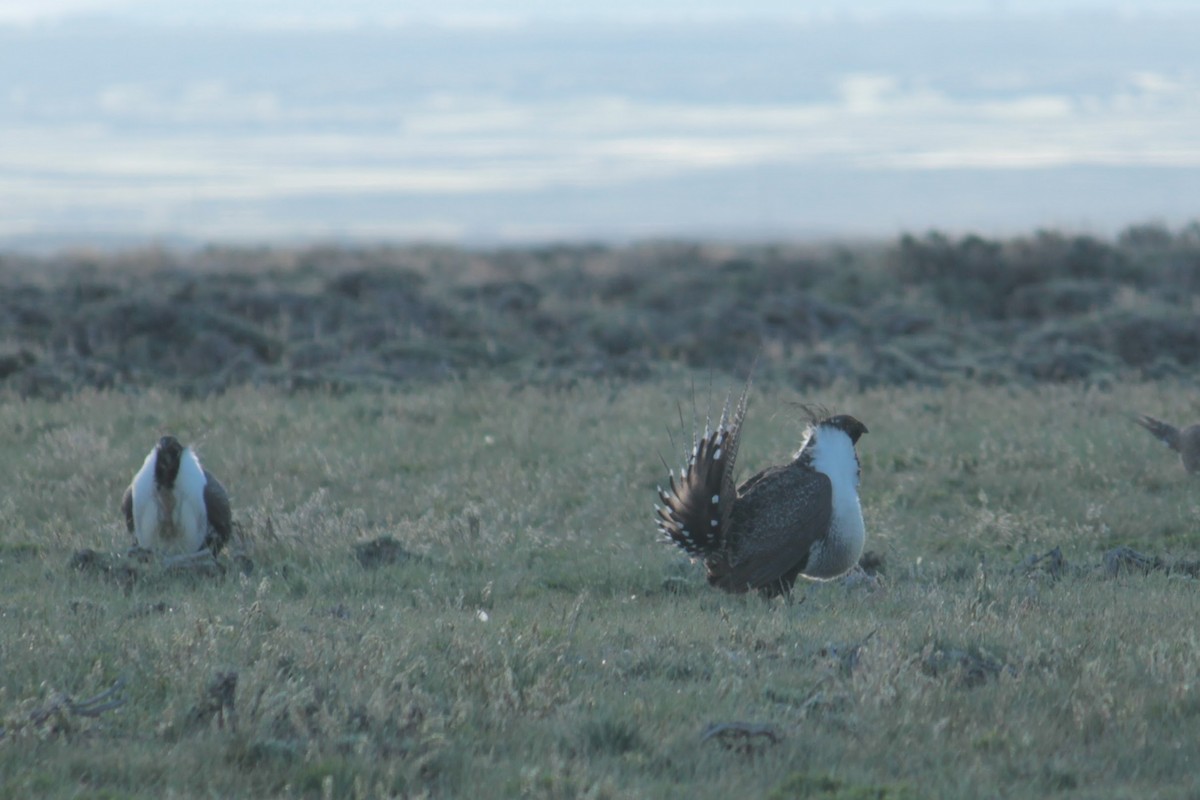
xmin=1 ymin=0 xmax=1197 ymax=24
xmin=1 ymin=0 xmax=1197 ymax=246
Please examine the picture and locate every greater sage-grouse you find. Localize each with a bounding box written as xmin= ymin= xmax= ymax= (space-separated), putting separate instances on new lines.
xmin=1135 ymin=414 xmax=1200 ymax=475
xmin=656 ymin=387 xmax=868 ymax=597
xmin=121 ymin=435 xmax=233 ymax=562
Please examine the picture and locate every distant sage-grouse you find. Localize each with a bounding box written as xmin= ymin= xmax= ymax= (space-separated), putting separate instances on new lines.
xmin=1135 ymin=414 xmax=1200 ymax=475
xmin=655 ymin=386 xmax=868 ymax=597
xmin=121 ymin=435 xmax=233 ymax=561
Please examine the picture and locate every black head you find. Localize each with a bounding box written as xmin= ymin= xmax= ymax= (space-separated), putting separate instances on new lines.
xmin=154 ymin=435 xmax=185 ymax=488
xmin=823 ymin=414 xmax=869 ymax=445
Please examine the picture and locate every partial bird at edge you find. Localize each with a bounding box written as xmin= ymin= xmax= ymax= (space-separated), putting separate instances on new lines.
xmin=1134 ymin=414 xmax=1200 ymax=475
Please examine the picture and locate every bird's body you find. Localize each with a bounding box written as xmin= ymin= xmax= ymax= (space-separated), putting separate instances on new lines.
xmin=121 ymin=436 xmax=232 ymax=557
xmin=655 ymin=386 xmax=868 ymax=597
xmin=1135 ymin=415 xmax=1200 ymax=475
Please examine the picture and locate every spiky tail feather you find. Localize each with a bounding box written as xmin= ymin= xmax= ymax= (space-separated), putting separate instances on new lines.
xmin=655 ymin=383 xmax=749 ymax=560
xmin=1136 ymin=415 xmax=1181 ymax=452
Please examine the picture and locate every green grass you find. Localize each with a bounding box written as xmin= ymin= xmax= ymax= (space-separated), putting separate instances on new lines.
xmin=1 ymin=375 xmax=1199 ymax=798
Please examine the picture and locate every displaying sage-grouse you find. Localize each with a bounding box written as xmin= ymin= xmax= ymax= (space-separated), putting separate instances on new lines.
xmin=121 ymin=435 xmax=233 ymax=560
xmin=1135 ymin=414 xmax=1200 ymax=475
xmin=656 ymin=387 xmax=868 ymax=597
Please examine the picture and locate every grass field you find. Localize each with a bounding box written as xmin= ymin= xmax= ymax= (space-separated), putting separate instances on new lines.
xmin=1 ymin=374 xmax=1199 ymax=798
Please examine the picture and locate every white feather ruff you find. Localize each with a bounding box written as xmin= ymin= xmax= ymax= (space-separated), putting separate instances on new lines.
xmin=130 ymin=446 xmax=210 ymax=554
xmin=800 ymin=424 xmax=866 ymax=579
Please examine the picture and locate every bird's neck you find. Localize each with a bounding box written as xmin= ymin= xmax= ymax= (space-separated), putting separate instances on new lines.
xmin=798 ymin=427 xmax=860 ymax=493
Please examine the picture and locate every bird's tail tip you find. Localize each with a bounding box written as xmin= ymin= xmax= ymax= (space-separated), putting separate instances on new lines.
xmin=656 ymin=392 xmax=746 ymax=559
xmin=1134 ymin=413 xmax=1180 ymax=451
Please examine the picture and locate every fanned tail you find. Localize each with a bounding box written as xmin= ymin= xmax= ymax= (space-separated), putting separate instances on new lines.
xmin=1135 ymin=414 xmax=1181 ymax=452
xmin=656 ymin=382 xmax=750 ymax=559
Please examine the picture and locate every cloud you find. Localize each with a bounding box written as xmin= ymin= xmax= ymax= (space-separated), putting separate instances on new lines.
xmin=97 ymin=82 xmax=282 ymax=124
xmin=0 ymin=0 xmax=126 ymax=24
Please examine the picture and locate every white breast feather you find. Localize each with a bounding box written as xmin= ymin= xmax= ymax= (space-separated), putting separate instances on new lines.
xmin=800 ymin=425 xmax=866 ymax=579
xmin=130 ymin=447 xmax=210 ymax=554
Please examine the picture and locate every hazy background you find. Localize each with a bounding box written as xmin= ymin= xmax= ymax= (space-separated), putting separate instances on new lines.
xmin=1 ymin=0 xmax=1197 ymax=248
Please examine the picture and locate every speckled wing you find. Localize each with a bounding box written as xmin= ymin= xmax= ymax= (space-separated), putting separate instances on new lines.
xmin=718 ymin=463 xmax=833 ymax=592
xmin=202 ymin=470 xmax=233 ymax=555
